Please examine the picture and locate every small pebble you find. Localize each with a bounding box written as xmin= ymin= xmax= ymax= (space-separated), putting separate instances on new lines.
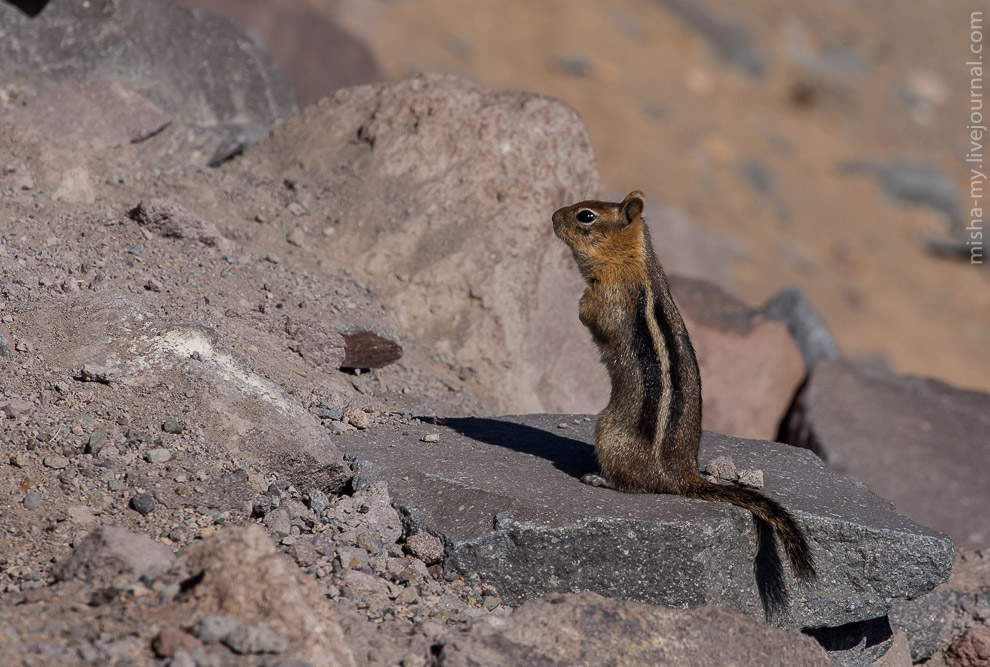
xmin=145 ymin=448 xmax=172 ymax=464
xmin=162 ymin=419 xmax=183 ymax=434
xmin=23 ymin=492 xmax=41 ymax=510
xmin=223 ymin=625 xmax=288 ymax=655
xmin=86 ymin=428 xmax=107 ymax=454
xmin=421 ymin=433 xmax=440 ymax=443
xmin=306 ymin=489 xmax=329 ymax=515
xmin=738 ymin=469 xmax=765 ymax=488
xmin=706 ymin=455 xmax=737 ymax=481
xmin=43 ymin=455 xmax=70 ymax=470
xmin=194 ymin=615 xmax=240 ymax=644
xmin=129 ymin=493 xmax=156 ymax=515
xmin=343 ymin=407 xmax=370 ymax=430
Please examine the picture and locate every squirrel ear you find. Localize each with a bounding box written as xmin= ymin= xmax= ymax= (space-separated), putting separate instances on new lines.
xmin=621 ymin=191 xmax=646 ymax=225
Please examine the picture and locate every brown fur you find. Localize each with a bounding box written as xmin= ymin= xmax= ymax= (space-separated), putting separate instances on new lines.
xmin=553 ymin=191 xmax=816 ymax=616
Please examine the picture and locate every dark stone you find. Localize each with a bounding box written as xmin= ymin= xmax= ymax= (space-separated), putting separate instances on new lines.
xmin=129 ymin=493 xmax=156 ymax=516
xmin=782 ymin=358 xmax=990 ymax=549
xmin=334 ymin=413 xmax=953 ymax=631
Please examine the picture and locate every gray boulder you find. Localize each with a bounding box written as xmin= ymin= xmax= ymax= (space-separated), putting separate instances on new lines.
xmin=337 ymin=413 xmax=952 ymax=632
xmin=783 ymin=358 xmax=990 ymax=549
xmin=0 ymin=0 xmax=296 ymax=164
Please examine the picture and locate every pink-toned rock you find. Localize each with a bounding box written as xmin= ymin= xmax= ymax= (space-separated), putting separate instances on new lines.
xmin=151 ymin=627 xmax=204 ymax=658
xmin=129 ymin=198 xmax=233 ymax=252
xmin=669 ymin=275 xmax=806 ymax=440
xmin=946 ymin=627 xmax=990 ymax=667
xmin=240 ymin=72 xmax=606 ymax=414
xmin=172 ymin=524 xmax=357 ymax=667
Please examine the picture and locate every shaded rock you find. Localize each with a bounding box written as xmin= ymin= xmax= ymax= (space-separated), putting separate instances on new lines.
xmin=240 ymin=72 xmax=605 ymax=414
xmin=439 ymin=591 xmax=831 ymax=666
xmin=889 ymin=589 xmax=954 ymax=662
xmin=53 ymin=524 xmax=174 ymax=585
xmin=763 ymin=287 xmax=840 ymax=370
xmin=782 ymin=358 xmax=990 ymax=549
xmin=670 ymin=276 xmax=806 ymax=440
xmin=336 ymin=414 xmax=953 ymax=630
xmin=803 ymin=616 xmax=895 ymax=666
xmin=177 ymin=0 xmax=384 ymax=108
xmin=0 ymin=0 xmax=295 ymax=164
xmin=129 ymin=198 xmax=233 ymax=252
xmin=171 ymin=524 xmax=357 ymax=667
xmin=2 ymin=80 xmax=171 ymax=149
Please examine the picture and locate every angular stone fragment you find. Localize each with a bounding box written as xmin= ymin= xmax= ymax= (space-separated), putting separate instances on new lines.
xmin=338 ymin=413 xmax=953 ymax=630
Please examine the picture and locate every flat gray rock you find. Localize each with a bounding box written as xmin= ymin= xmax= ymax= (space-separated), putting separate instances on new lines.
xmin=336 ymin=414 xmax=953 ymax=630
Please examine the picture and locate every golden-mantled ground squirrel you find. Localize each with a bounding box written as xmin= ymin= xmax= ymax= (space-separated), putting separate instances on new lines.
xmin=553 ymin=191 xmax=816 ymax=619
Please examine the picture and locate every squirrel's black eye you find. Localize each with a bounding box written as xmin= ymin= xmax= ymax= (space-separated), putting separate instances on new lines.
xmin=576 ymin=209 xmax=597 ymax=224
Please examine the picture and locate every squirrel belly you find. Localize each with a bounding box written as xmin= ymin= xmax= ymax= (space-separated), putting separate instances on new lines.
xmin=553 ymin=190 xmax=816 ymax=619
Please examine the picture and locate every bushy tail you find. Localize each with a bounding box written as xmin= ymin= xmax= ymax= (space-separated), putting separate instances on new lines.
xmin=685 ymin=480 xmax=816 ymax=620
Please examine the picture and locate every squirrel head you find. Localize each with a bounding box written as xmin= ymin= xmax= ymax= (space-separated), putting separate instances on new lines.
xmin=552 ymin=190 xmax=647 ymax=276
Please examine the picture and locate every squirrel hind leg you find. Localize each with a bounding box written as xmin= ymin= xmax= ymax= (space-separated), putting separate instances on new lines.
xmin=580 ymin=473 xmax=615 ymax=489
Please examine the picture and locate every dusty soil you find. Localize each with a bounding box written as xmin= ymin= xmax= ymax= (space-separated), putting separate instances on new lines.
xmin=360 ymin=0 xmax=990 ymax=393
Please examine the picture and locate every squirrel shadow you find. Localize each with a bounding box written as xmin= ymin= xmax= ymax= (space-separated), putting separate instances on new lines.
xmin=443 ymin=415 xmax=797 ymax=625
xmin=444 ymin=416 xmax=599 ymax=480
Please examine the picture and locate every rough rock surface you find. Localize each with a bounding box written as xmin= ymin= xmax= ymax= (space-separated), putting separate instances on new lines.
xmin=783 ymin=358 xmax=990 ymax=549
xmin=172 ymin=524 xmax=357 ymax=667
xmin=439 ymin=591 xmax=832 ymax=666
xmin=237 ymin=72 xmax=607 ymax=414
xmin=2 ymin=80 xmax=173 ymax=150
xmin=0 ymin=0 xmax=295 ymax=164
xmin=336 ymin=413 xmax=953 ymax=630
xmin=670 ymin=276 xmax=806 ymax=440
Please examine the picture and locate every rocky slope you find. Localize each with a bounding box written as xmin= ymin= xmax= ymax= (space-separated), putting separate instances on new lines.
xmin=1 ymin=2 xmax=988 ymax=666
